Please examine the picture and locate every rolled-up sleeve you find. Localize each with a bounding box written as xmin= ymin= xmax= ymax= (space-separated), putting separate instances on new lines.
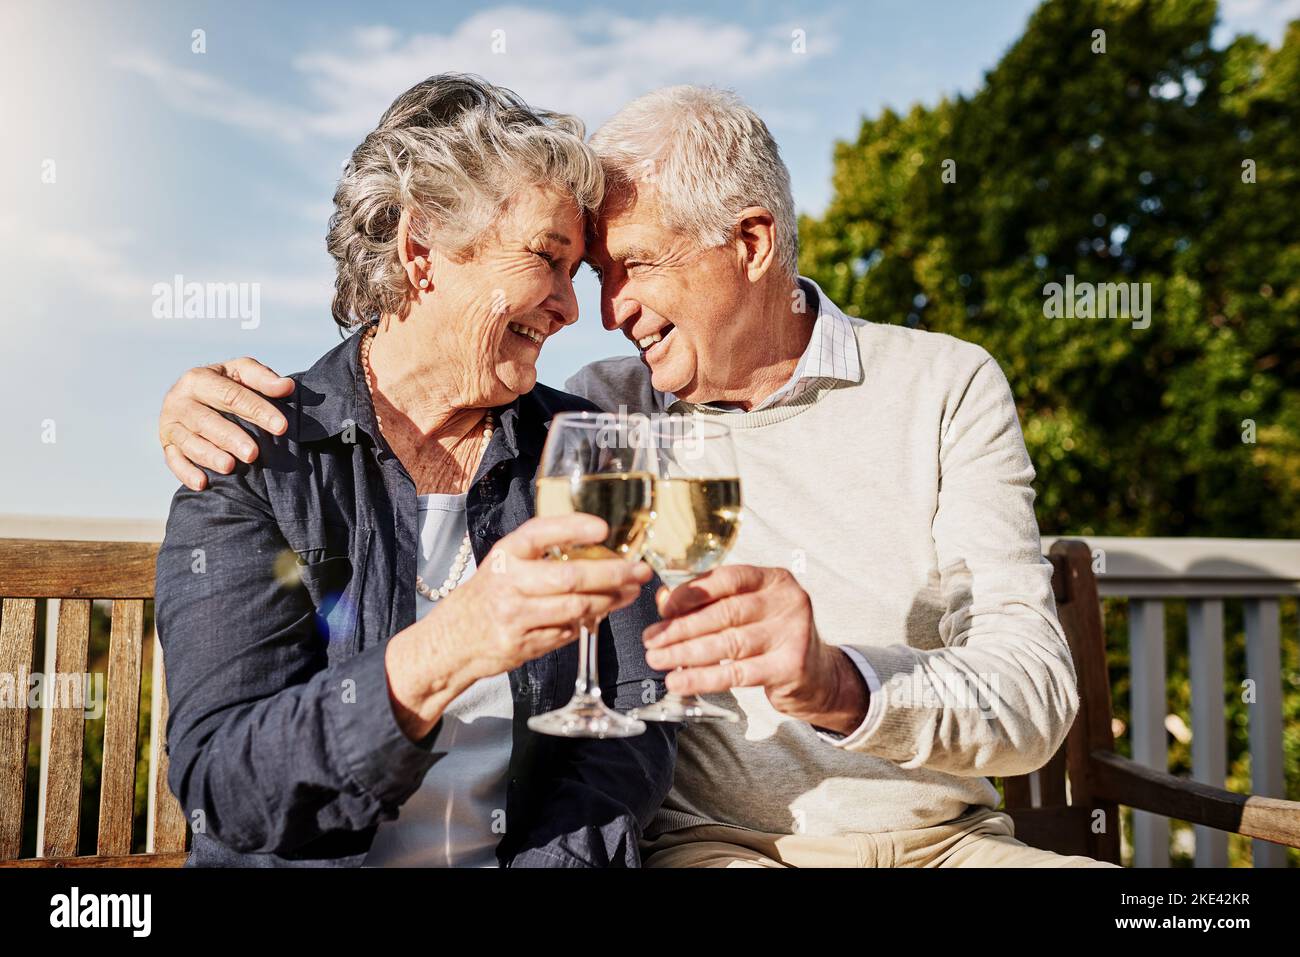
xmin=155 ymin=462 xmax=443 ymax=856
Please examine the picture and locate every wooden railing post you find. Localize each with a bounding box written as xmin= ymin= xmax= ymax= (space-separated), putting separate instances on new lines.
xmin=1187 ymin=599 xmax=1228 ymax=867
xmin=1129 ymin=599 xmax=1170 ymax=867
xmin=1244 ymin=598 xmax=1286 ymax=868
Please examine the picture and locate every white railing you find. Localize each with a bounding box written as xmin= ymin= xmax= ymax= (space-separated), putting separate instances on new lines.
xmin=1043 ymin=536 xmax=1299 ymax=868
xmin=3 ymin=518 xmax=1295 ymax=866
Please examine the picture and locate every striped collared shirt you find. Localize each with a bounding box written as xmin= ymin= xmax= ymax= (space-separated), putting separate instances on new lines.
xmin=665 ymin=277 xmax=864 ymax=413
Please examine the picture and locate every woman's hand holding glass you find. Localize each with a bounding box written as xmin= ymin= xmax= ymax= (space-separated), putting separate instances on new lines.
xmin=387 ymin=513 xmax=651 ymax=742
xmin=527 ymin=412 xmax=657 ymax=738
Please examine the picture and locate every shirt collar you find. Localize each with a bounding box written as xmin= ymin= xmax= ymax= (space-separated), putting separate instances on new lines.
xmin=662 ymin=275 xmax=864 ymax=414
xmin=291 ymin=326 xmax=538 ymax=466
xmin=289 ymin=327 xmax=374 ymax=444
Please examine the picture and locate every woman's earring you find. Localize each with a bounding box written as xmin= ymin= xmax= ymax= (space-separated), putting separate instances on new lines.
xmin=418 ymin=277 xmax=429 ymax=289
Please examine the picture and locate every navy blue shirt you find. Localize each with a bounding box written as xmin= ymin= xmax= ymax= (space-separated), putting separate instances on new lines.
xmin=155 ymin=329 xmax=676 ymax=867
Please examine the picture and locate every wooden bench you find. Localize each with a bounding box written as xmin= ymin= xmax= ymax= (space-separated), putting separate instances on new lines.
xmin=1001 ymin=540 xmax=1300 ymax=863
xmin=0 ymin=536 xmax=1296 ymax=866
xmin=0 ymin=539 xmax=188 ymax=867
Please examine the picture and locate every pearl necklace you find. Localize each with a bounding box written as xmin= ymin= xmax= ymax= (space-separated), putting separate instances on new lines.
xmin=360 ymin=325 xmax=494 ymax=603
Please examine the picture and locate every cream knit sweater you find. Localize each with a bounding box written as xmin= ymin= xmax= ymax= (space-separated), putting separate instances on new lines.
xmin=566 ymin=308 xmax=1079 ymax=838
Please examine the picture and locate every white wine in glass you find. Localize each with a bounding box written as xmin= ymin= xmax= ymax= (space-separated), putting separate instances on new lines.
xmin=533 ymin=473 xmax=654 ymax=561
xmin=642 ymin=477 xmax=742 ymax=580
xmin=528 ymin=412 xmax=653 ymax=739
xmin=633 ymin=415 xmax=743 ymax=724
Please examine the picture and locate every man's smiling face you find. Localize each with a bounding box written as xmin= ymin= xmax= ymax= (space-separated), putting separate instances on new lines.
xmin=585 ymin=185 xmax=750 ymax=401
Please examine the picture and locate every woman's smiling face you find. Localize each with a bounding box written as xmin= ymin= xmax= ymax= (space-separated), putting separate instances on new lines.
xmin=422 ymin=187 xmax=586 ymax=406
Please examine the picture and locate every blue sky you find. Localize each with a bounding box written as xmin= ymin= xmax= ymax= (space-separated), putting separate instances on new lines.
xmin=2 ymin=0 xmax=1297 ymax=519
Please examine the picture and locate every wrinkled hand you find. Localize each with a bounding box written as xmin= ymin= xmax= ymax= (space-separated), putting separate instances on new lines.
xmin=642 ymin=565 xmax=869 ymax=734
xmin=430 ymin=513 xmax=653 ymax=682
xmin=159 ymin=357 xmax=296 ymax=490
xmin=388 ymin=513 xmax=652 ymax=741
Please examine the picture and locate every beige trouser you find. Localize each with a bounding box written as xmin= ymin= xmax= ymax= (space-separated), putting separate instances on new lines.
xmin=642 ymin=806 xmax=1120 ymax=868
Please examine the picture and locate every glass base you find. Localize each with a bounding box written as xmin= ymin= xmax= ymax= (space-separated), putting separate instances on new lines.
xmin=631 ymin=693 xmax=739 ymax=724
xmin=527 ymin=694 xmax=646 ymax=738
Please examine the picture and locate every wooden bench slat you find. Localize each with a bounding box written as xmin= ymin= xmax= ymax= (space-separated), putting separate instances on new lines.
xmin=147 ymin=632 xmax=188 ymax=853
xmin=0 ymin=540 xmax=159 ymax=599
xmin=1004 ymin=806 xmax=1096 ymax=858
xmin=39 ymin=599 xmax=91 ymax=858
xmin=0 ymin=598 xmax=37 ymax=860
xmin=1002 ymin=774 xmax=1034 ymax=809
xmin=96 ymin=600 xmax=143 ymax=856
xmin=1037 ymin=743 xmax=1069 ymax=807
xmin=0 ymin=850 xmax=187 ymax=868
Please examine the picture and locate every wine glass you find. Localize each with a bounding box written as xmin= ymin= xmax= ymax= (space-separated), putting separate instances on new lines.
xmin=632 ymin=415 xmax=743 ymax=724
xmin=527 ymin=411 xmax=654 ymax=738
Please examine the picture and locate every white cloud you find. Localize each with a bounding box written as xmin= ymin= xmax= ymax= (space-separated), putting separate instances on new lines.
xmin=111 ymin=53 xmax=315 ymax=142
xmin=0 ymin=217 xmax=147 ymax=303
xmin=0 ymin=215 xmax=330 ymax=314
xmin=115 ymin=6 xmax=830 ymax=143
xmin=1217 ymin=0 xmax=1300 ymax=44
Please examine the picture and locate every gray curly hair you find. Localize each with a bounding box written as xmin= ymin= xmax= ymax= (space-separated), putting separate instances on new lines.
xmin=326 ymin=73 xmax=604 ymax=330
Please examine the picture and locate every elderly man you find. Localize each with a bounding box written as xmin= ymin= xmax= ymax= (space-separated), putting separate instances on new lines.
xmin=157 ymin=84 xmax=1115 ymax=867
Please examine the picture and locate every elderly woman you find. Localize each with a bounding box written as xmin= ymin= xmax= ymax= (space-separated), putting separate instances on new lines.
xmin=154 ymin=74 xmax=675 ymax=867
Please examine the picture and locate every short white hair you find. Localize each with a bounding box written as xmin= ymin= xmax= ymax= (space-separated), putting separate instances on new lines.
xmin=327 ymin=74 xmax=603 ymax=330
xmin=589 ymin=86 xmax=797 ymax=278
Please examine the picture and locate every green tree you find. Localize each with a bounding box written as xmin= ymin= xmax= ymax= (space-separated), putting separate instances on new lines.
xmin=800 ymin=0 xmax=1300 ymax=538
xmin=799 ymin=0 xmax=1300 ymax=866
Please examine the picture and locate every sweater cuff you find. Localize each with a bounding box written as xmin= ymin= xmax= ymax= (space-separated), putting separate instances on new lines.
xmin=820 ymin=643 xmax=947 ymax=762
xmin=815 ymin=645 xmax=884 ymax=747
xmin=323 ymin=639 xmax=444 ymax=808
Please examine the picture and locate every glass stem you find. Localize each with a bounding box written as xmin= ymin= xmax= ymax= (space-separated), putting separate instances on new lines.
xmin=661 ymin=572 xmax=692 ymax=701
xmin=663 ymin=682 xmax=687 ymax=703
xmin=575 ymin=617 xmax=603 ymax=700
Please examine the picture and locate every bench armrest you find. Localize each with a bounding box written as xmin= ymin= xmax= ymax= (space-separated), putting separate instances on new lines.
xmin=1090 ymin=751 xmax=1300 ymax=848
